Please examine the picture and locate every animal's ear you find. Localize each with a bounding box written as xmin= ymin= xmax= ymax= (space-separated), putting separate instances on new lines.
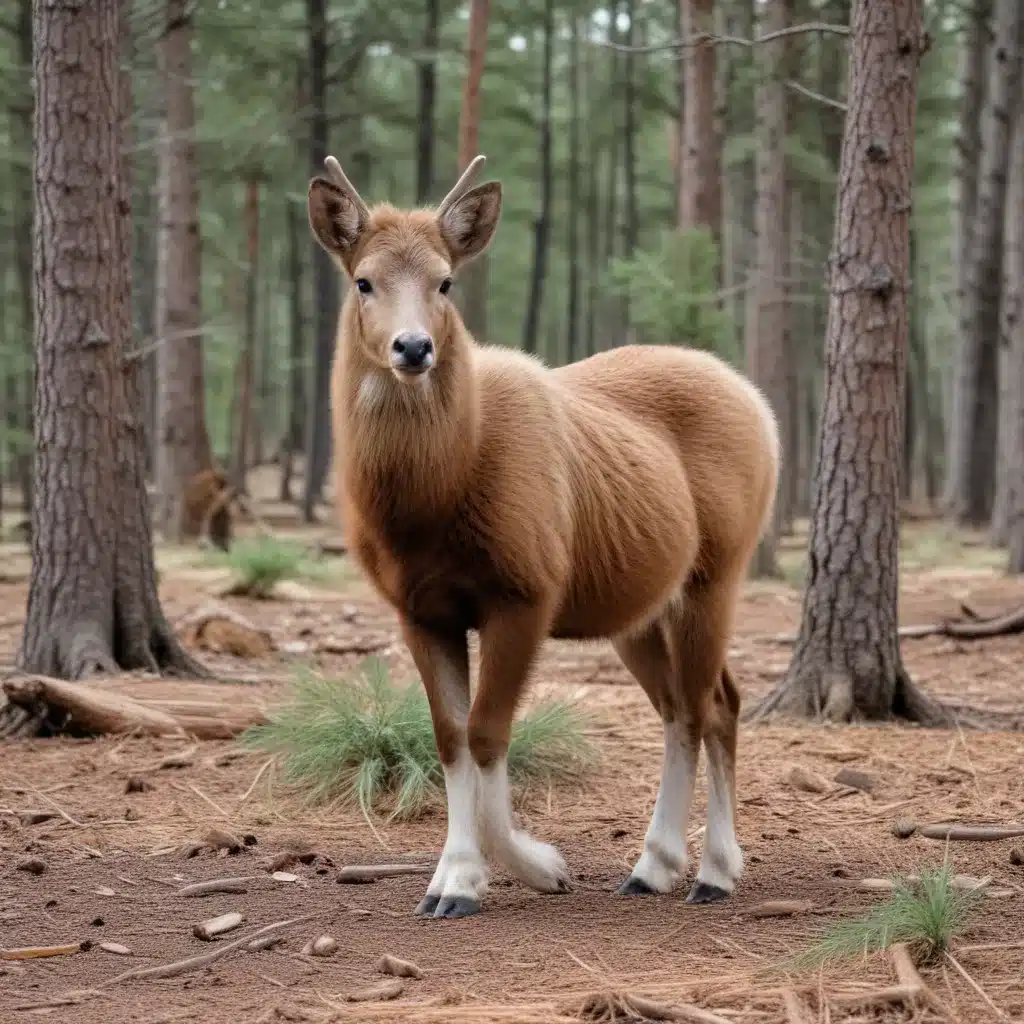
xmin=307 ymin=178 xmax=366 ymax=261
xmin=438 ymin=182 xmax=502 ymax=266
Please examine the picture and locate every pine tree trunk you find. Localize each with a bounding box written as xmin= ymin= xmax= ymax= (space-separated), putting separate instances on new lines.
xmin=947 ymin=0 xmax=1023 ymax=527
xmin=745 ymin=0 xmax=792 ymax=578
xmin=757 ymin=0 xmax=941 ymax=725
xmin=584 ymin=18 xmax=600 ymax=359
xmin=1002 ymin=96 xmax=1024 ymax=569
xmin=231 ymin=178 xmax=260 ymax=491
xmin=677 ymin=0 xmax=721 ymax=244
xmin=22 ymin=0 xmax=202 ymax=681
xmin=456 ymin=0 xmax=491 ymax=342
xmin=415 ymin=0 xmax=440 ymax=204
xmin=303 ymin=0 xmax=339 ymax=522
xmin=522 ymin=0 xmax=554 ymax=355
xmin=280 ymin=197 xmax=306 ymax=503
xmin=155 ymin=0 xmax=214 ymax=541
xmin=566 ymin=15 xmax=582 ymax=363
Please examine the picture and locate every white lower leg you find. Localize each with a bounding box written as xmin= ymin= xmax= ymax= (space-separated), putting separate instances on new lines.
xmin=695 ymin=736 xmax=743 ymax=892
xmin=629 ymin=719 xmax=697 ymax=892
xmin=426 ymin=747 xmax=488 ymax=904
xmin=476 ymin=756 xmax=569 ymax=893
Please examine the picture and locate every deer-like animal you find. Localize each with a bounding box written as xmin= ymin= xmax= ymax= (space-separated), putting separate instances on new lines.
xmin=307 ymin=155 xmax=779 ymax=919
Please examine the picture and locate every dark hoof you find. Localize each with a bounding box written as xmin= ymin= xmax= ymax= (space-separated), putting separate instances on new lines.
xmin=433 ymin=895 xmax=481 ymax=919
xmin=685 ymin=881 xmax=730 ymax=904
xmin=616 ymin=875 xmax=656 ymax=896
xmin=554 ymin=876 xmax=572 ymax=894
xmin=415 ymin=894 xmax=440 ymax=917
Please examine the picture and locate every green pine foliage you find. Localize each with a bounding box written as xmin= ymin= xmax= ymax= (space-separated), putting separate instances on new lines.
xmin=243 ymin=657 xmax=598 ymax=819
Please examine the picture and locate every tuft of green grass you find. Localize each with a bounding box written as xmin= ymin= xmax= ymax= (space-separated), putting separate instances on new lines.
xmin=793 ymin=866 xmax=982 ymax=970
xmin=242 ymin=658 xmax=598 ymax=820
xmin=216 ymin=537 xmax=326 ymax=598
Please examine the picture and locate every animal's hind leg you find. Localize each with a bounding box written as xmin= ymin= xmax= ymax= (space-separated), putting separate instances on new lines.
xmin=688 ymin=664 xmax=743 ymax=904
xmin=666 ymin=578 xmax=745 ymax=905
xmin=612 ymin=621 xmax=699 ymax=895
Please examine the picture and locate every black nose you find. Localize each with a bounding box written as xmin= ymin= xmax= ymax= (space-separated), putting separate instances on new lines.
xmin=391 ymin=332 xmax=434 ymax=371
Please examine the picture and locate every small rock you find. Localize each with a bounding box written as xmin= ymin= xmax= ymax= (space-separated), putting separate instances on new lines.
xmin=311 ymin=935 xmax=338 ymax=957
xmin=377 ymin=954 xmax=424 ymax=979
xmin=892 ymin=819 xmax=918 ymax=839
xmin=272 ymin=871 xmax=299 ymax=883
xmin=16 ymin=857 xmax=47 ymax=875
xmin=345 ymin=980 xmax=405 ymax=1003
xmin=99 ymin=941 xmax=132 ymax=956
xmin=158 ymin=751 xmax=194 ymax=770
xmin=1010 ymin=847 xmax=1023 ymax=867
xmin=784 ymin=765 xmax=828 ymax=794
xmin=90 ymin=917 xmax=105 ymax=927
xmin=203 ymin=827 xmax=243 ymax=854
xmin=834 ymin=767 xmax=876 ymax=793
xmin=267 ymin=852 xmax=299 ymax=873
xmin=124 ymin=776 xmax=152 ymax=794
xmin=94 ymin=886 xmax=116 ymax=897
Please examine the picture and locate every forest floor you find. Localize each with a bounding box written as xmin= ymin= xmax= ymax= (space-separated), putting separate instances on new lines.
xmin=2 ymin=504 xmax=1024 ymax=1024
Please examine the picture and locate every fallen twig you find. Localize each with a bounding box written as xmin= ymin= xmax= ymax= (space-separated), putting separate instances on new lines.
xmin=2 ymin=941 xmax=90 ymax=960
xmin=193 ymin=911 xmax=245 ymax=940
xmin=11 ymin=989 xmax=103 ymax=1011
xmin=239 ymin=757 xmax=276 ymax=803
xmin=781 ymin=989 xmax=812 ymax=1024
xmin=103 ymin=914 xmax=317 ymax=984
xmin=918 ymin=823 xmax=1024 ymax=841
xmin=177 ymin=875 xmax=258 ymax=897
xmin=336 ymin=862 xmax=433 ymax=884
xmin=945 ymin=950 xmax=1008 ymax=1019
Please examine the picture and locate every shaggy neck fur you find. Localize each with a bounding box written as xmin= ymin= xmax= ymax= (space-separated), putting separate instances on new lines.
xmin=337 ymin=295 xmax=481 ymax=526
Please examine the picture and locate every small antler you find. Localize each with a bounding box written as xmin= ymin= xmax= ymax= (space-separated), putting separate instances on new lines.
xmin=323 ymin=156 xmax=371 ymax=223
xmin=436 ymin=155 xmax=487 ymax=216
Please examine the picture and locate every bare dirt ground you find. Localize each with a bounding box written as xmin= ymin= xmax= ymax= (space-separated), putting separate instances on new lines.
xmin=2 ymin=517 xmax=1024 ymax=1024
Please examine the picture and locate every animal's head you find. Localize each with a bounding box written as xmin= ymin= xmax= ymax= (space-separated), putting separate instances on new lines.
xmin=307 ymin=155 xmax=501 ymax=380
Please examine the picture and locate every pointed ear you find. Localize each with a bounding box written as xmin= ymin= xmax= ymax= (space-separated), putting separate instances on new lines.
xmin=307 ymin=178 xmax=366 ymax=261
xmin=438 ymin=182 xmax=502 ymax=266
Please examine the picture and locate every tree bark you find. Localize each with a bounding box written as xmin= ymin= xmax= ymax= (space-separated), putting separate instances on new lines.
xmin=21 ymin=0 xmax=203 ymax=681
xmin=745 ymin=0 xmax=792 ymax=578
xmin=566 ymin=15 xmax=582 ymax=363
xmin=947 ymin=0 xmax=1023 ymax=527
xmin=155 ymin=0 xmax=213 ymax=541
xmin=302 ymin=0 xmax=340 ymax=522
xmin=584 ymin=18 xmax=600 ymax=359
xmin=757 ymin=0 xmax=941 ymax=724
xmin=521 ymin=0 xmax=554 ymax=355
xmin=280 ymin=197 xmax=306 ymax=503
xmin=415 ymin=0 xmax=441 ymax=204
xmin=677 ymin=0 xmax=721 ymax=245
xmin=455 ymin=0 xmax=491 ymax=342
xmin=231 ymin=178 xmax=260 ymax=492
xmin=1002 ymin=95 xmax=1024 ymax=569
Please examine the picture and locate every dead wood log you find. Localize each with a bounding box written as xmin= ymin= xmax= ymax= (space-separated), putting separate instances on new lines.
xmin=336 ymin=863 xmax=434 ymax=884
xmin=918 ymin=823 xmax=1024 ymax=841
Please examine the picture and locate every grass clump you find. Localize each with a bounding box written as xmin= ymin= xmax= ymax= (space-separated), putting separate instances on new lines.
xmin=217 ymin=536 xmax=326 ymax=598
xmin=794 ymin=866 xmax=982 ymax=970
xmin=243 ymin=658 xmax=598 ymax=819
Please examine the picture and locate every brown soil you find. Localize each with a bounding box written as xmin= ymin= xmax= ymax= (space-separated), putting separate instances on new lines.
xmin=2 ymin=538 xmax=1024 ymax=1024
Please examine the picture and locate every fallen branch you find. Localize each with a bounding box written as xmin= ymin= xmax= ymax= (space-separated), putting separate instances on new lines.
xmin=11 ymin=989 xmax=102 ymax=1011
xmin=832 ymin=943 xmax=943 ymax=1014
xmin=177 ymin=876 xmax=258 ymax=897
xmin=769 ymin=604 xmax=1024 ymax=644
xmin=2 ymin=941 xmax=90 ymax=960
xmin=594 ymin=20 xmax=848 ymax=56
xmin=103 ymin=914 xmax=317 ymax=984
xmin=337 ymin=862 xmax=433 ymax=884
xmin=579 ymin=991 xmax=732 ymax=1024
xmin=193 ymin=911 xmax=245 ymax=940
xmin=918 ymin=823 xmax=1024 ymax=842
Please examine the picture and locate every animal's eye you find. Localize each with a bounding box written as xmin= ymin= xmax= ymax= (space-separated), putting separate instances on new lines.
xmin=355 ymin=278 xmax=373 ymax=295
xmin=439 ymin=278 xmax=452 ymax=295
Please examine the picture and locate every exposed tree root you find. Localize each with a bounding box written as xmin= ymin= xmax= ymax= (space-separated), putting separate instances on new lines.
xmin=748 ymin=661 xmax=1024 ymax=731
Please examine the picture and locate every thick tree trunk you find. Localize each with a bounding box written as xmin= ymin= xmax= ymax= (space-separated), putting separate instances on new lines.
xmin=757 ymin=0 xmax=941 ymax=724
xmin=22 ymin=0 xmax=202 ymax=681
xmin=623 ymin=0 xmax=639 ymax=260
xmin=155 ymin=0 xmax=213 ymax=541
xmin=231 ymin=178 xmax=260 ymax=492
xmin=745 ymin=0 xmax=792 ymax=578
xmin=947 ymin=0 xmax=1023 ymax=527
xmin=303 ymin=0 xmax=339 ymax=522
xmin=456 ymin=0 xmax=491 ymax=342
xmin=677 ymin=0 xmax=721 ymax=245
xmin=522 ymin=0 xmax=554 ymax=355
xmin=415 ymin=0 xmax=441 ymax=204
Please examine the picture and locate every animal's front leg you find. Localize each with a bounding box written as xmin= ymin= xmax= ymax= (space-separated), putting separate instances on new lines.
xmin=401 ymin=622 xmax=486 ymax=918
xmin=470 ymin=602 xmax=571 ymax=895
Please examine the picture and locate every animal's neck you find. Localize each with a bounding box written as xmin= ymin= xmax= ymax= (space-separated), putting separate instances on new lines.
xmin=338 ymin=303 xmax=480 ymax=523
